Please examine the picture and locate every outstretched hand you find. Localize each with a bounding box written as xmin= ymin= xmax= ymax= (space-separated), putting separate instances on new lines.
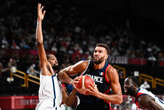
xmin=37 ymin=3 xmax=46 ymax=21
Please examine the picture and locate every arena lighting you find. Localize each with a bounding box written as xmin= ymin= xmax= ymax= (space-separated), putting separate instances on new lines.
xmin=134 ymin=71 xmax=139 ymax=77
xmin=10 ymin=66 xmax=17 ymax=73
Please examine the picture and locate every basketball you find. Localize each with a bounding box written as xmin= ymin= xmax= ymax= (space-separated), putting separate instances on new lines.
xmin=75 ymin=75 xmax=95 ymax=89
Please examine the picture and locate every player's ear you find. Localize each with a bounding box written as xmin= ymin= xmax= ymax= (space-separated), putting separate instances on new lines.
xmin=105 ymin=54 xmax=108 ymax=60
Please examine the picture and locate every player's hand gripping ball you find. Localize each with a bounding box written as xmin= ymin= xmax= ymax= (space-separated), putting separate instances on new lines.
xmin=75 ymin=75 xmax=95 ymax=95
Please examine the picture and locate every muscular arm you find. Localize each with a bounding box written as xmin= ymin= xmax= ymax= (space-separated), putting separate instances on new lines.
xmin=138 ymin=95 xmax=164 ymax=110
xmin=58 ymin=60 xmax=88 ymax=84
xmin=62 ymin=87 xmax=79 ymax=108
xmin=95 ymin=67 xmax=123 ymax=104
xmin=36 ymin=4 xmax=48 ymax=75
xmin=89 ymin=66 xmax=123 ymax=104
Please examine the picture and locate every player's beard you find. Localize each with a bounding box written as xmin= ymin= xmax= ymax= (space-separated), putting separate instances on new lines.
xmin=92 ymin=56 xmax=104 ymax=64
xmin=53 ymin=65 xmax=59 ymax=72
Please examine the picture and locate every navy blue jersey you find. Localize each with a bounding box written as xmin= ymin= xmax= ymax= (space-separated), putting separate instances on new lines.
xmin=76 ymin=60 xmax=112 ymax=110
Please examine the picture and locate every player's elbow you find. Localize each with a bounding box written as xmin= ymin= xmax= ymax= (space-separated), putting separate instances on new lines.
xmin=117 ymin=94 xmax=123 ymax=104
xmin=58 ymin=70 xmax=65 ymax=80
xmin=36 ymin=40 xmax=43 ymax=47
xmin=58 ymin=70 xmax=64 ymax=76
xmin=113 ymin=94 xmax=123 ymax=104
xmin=65 ymin=98 xmax=78 ymax=109
xmin=36 ymin=35 xmax=43 ymax=44
xmin=65 ymin=102 xmax=74 ymax=108
xmin=36 ymin=38 xmax=43 ymax=45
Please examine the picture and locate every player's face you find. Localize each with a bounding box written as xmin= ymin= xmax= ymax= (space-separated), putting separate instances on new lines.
xmin=124 ymin=78 xmax=130 ymax=93
xmin=124 ymin=78 xmax=134 ymax=95
xmin=48 ymin=55 xmax=58 ymax=66
xmin=93 ymin=46 xmax=108 ymax=64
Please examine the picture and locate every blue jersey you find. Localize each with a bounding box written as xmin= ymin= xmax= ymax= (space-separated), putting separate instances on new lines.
xmin=76 ymin=60 xmax=112 ymax=110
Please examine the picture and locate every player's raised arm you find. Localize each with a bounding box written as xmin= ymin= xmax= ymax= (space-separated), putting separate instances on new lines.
xmin=36 ymin=3 xmax=47 ymax=68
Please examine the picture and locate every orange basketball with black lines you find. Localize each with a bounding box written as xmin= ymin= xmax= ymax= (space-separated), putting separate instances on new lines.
xmin=75 ymin=75 xmax=95 ymax=89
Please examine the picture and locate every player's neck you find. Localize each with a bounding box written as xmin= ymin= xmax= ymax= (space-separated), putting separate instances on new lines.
xmin=133 ymin=87 xmax=139 ymax=97
xmin=94 ymin=60 xmax=106 ymax=70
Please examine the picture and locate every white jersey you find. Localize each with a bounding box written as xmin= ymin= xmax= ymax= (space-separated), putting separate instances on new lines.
xmin=35 ymin=74 xmax=65 ymax=110
xmin=136 ymin=88 xmax=164 ymax=108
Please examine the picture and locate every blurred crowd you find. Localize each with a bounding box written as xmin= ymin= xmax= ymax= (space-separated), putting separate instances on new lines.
xmin=0 ymin=2 xmax=164 ymax=110
xmin=0 ymin=0 xmax=164 ymax=63
xmin=0 ymin=0 xmax=164 ymax=95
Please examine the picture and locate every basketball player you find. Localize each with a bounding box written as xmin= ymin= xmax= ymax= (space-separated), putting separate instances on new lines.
xmin=58 ymin=43 xmax=123 ymax=110
xmin=35 ymin=3 xmax=79 ymax=110
xmin=124 ymin=76 xmax=164 ymax=110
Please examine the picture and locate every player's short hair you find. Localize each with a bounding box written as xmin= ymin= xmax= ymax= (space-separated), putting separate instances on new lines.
xmin=96 ymin=43 xmax=110 ymax=55
xmin=47 ymin=53 xmax=55 ymax=60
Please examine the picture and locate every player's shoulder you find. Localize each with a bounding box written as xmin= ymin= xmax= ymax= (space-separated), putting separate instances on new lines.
xmin=107 ymin=64 xmax=117 ymax=74
xmin=105 ymin=64 xmax=119 ymax=82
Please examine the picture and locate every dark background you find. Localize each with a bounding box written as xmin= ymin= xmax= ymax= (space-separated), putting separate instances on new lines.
xmin=1 ymin=0 xmax=163 ymax=47
xmin=71 ymin=0 xmax=164 ymax=47
xmin=0 ymin=0 xmax=164 ymax=94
